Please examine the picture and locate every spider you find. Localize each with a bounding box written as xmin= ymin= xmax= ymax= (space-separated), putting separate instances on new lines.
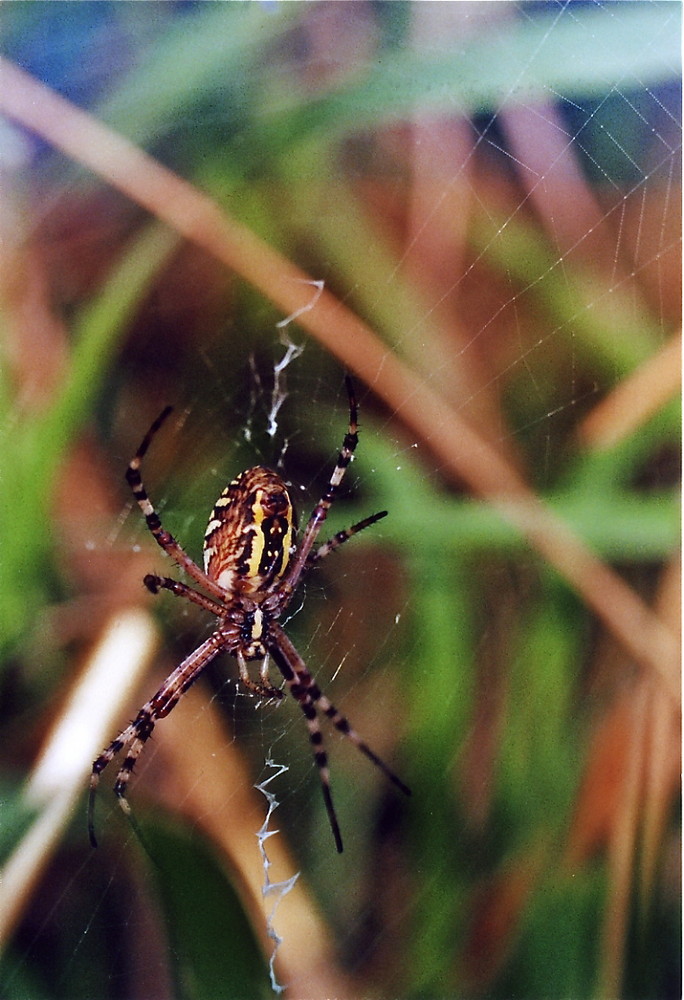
xmin=88 ymin=377 xmax=410 ymax=853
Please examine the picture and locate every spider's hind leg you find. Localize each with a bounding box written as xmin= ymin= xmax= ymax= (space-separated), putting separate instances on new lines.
xmin=266 ymin=633 xmax=344 ymax=852
xmin=297 ymin=695 xmax=344 ymax=853
xmin=268 ymin=623 xmax=410 ymax=854
xmin=88 ymin=711 xmax=154 ymax=848
xmin=88 ymin=630 xmax=227 ymax=847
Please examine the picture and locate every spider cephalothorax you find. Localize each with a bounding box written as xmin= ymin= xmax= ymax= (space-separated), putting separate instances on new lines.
xmin=89 ymin=378 xmax=410 ymax=853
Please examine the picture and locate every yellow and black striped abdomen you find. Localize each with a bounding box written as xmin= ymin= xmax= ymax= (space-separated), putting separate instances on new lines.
xmin=203 ymin=466 xmax=296 ymax=597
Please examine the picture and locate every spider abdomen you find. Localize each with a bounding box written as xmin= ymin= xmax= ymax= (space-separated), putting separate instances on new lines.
xmin=203 ymin=466 xmax=296 ymax=597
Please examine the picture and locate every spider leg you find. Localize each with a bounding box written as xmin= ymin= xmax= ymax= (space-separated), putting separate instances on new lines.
xmin=126 ymin=407 xmax=226 ymax=602
xmin=88 ymin=629 xmax=229 ymax=847
xmin=309 ymin=510 xmax=388 ymax=564
xmin=143 ymin=573 xmax=226 ymax=617
xmin=268 ymin=623 xmax=410 ymax=853
xmin=299 ymin=695 xmax=343 ymax=854
xmin=268 ymin=641 xmax=343 ymax=852
xmin=272 ymin=376 xmax=360 ymax=609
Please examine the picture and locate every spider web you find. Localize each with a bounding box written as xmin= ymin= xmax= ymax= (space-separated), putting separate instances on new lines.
xmin=0 ymin=3 xmax=680 ymax=999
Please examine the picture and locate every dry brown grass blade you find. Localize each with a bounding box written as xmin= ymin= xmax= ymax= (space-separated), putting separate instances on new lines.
xmin=639 ymin=557 xmax=681 ymax=899
xmin=402 ymin=2 xmax=509 ymax=438
xmin=577 ymin=331 xmax=682 ymax=449
xmin=564 ymin=557 xmax=680 ymax=998
xmin=0 ymin=610 xmax=158 ymax=948
xmin=596 ymin=682 xmax=651 ymax=1000
xmin=462 ymin=841 xmax=548 ymax=993
xmin=148 ymin=682 xmax=354 ymax=999
xmin=1 ymin=57 xmax=678 ymax=702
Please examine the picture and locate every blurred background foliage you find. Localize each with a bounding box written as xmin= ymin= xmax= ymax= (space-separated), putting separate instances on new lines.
xmin=0 ymin=3 xmax=680 ymax=999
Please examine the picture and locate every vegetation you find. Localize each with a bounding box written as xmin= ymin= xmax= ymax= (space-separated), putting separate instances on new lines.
xmin=0 ymin=4 xmax=679 ymax=998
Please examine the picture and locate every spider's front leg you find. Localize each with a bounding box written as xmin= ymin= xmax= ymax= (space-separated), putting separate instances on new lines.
xmin=126 ymin=406 xmax=227 ymax=602
xmin=267 ymin=376 xmax=363 ymax=612
xmin=308 ymin=510 xmax=388 ymax=564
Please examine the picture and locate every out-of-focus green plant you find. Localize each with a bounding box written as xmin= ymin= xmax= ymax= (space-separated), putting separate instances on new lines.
xmin=0 ymin=4 xmax=679 ymax=999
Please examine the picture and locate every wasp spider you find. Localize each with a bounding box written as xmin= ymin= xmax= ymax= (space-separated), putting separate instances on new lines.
xmin=88 ymin=378 xmax=410 ymax=852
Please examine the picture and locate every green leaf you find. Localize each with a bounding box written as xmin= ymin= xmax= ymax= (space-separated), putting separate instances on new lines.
xmin=139 ymin=820 xmax=271 ymax=1000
